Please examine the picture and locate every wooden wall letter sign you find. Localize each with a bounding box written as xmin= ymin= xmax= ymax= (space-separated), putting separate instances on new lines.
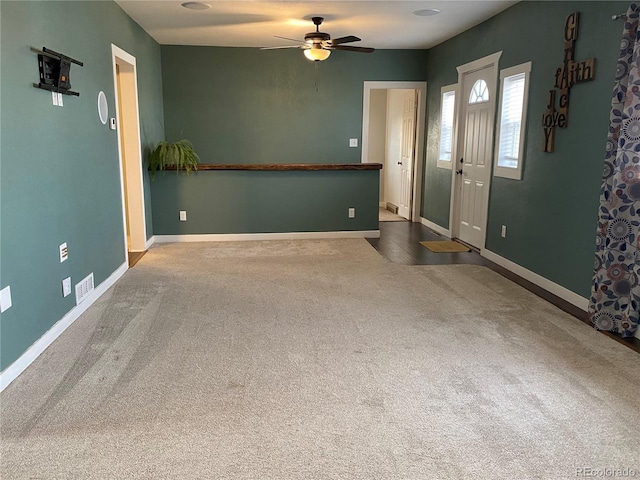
xmin=543 ymin=12 xmax=596 ymax=152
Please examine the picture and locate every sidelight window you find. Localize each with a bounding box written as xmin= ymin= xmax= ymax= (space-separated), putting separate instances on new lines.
xmin=494 ymin=62 xmax=532 ymax=180
xmin=437 ymin=84 xmax=457 ymax=169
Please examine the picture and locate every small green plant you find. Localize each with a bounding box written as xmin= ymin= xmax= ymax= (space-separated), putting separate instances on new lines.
xmin=147 ymin=140 xmax=200 ymax=179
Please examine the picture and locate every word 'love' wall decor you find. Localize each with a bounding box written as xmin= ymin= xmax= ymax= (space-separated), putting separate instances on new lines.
xmin=543 ymin=12 xmax=596 ymax=153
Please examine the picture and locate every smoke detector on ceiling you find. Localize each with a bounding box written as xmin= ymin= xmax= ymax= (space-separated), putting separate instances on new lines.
xmin=413 ymin=9 xmax=441 ymax=17
xmin=181 ymin=2 xmax=210 ymax=11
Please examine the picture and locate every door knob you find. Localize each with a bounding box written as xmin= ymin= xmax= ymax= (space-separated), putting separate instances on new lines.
xmin=398 ymin=162 xmax=403 ymax=165
xmin=456 ymin=169 xmax=463 ymax=175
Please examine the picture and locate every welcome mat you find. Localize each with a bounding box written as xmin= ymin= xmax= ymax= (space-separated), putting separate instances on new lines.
xmin=420 ymin=240 xmax=470 ymax=253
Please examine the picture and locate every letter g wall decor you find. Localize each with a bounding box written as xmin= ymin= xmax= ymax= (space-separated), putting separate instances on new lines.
xmin=542 ymin=12 xmax=596 ymax=153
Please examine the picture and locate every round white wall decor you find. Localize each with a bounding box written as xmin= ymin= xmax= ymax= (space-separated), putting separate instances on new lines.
xmin=97 ymin=91 xmax=108 ymax=125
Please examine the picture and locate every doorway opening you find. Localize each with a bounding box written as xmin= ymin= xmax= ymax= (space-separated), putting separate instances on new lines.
xmin=111 ymin=45 xmax=147 ymax=265
xmin=362 ymin=81 xmax=427 ymax=222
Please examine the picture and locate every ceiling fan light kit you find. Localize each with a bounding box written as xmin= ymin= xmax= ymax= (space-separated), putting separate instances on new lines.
xmin=262 ymin=16 xmax=374 ymax=62
xmin=304 ymin=46 xmax=331 ymax=62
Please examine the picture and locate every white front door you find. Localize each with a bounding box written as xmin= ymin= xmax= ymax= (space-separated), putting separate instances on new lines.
xmin=398 ymin=90 xmax=417 ymax=219
xmin=456 ymin=66 xmax=497 ymax=248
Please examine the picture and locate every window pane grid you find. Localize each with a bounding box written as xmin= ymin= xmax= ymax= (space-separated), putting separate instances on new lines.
xmin=497 ymin=73 xmax=525 ymax=168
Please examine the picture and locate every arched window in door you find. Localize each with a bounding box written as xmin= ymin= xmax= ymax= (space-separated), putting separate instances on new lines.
xmin=469 ymin=79 xmax=489 ymax=104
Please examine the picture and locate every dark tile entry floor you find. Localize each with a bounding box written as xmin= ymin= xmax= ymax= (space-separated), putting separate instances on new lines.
xmin=368 ymin=221 xmax=487 ymax=266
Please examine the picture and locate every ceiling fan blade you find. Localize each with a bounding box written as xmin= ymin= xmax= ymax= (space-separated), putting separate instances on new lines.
xmin=328 ymin=35 xmax=361 ymax=45
xmin=260 ymin=45 xmax=303 ymax=50
xmin=274 ymin=35 xmax=306 ymax=45
xmin=329 ymin=45 xmax=375 ymax=53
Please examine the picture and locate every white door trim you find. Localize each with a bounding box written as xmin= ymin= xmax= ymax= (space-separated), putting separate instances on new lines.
xmin=362 ymin=81 xmax=427 ymax=222
xmin=449 ymin=52 xmax=502 ymax=248
xmin=111 ymin=44 xmax=147 ymax=259
xmin=456 ymin=52 xmax=503 ymax=77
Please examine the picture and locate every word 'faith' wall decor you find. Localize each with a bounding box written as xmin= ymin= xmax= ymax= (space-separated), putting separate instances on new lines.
xmin=543 ymin=12 xmax=596 ymax=152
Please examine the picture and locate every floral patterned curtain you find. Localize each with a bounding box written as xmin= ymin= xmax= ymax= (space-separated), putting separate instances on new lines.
xmin=590 ymin=3 xmax=640 ymax=338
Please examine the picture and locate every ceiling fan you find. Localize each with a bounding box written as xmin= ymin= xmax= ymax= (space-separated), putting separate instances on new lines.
xmin=261 ymin=17 xmax=375 ymax=62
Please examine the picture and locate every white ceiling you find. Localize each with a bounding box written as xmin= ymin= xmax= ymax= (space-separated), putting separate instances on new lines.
xmin=115 ymin=1 xmax=518 ymax=50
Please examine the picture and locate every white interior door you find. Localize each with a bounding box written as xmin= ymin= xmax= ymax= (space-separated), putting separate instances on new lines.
xmin=384 ymin=90 xmax=403 ymax=211
xmin=399 ymin=90 xmax=417 ymax=219
xmin=456 ymin=67 xmax=496 ymax=248
xmin=385 ymin=89 xmax=416 ymax=220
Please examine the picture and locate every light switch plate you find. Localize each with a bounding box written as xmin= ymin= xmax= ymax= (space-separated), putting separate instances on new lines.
xmin=0 ymin=286 xmax=12 ymax=313
xmin=179 ymin=210 xmax=187 ymax=221
xmin=349 ymin=138 xmax=358 ymax=148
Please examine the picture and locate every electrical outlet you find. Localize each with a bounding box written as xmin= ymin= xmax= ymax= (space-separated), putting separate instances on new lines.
xmin=59 ymin=243 xmax=68 ymax=263
xmin=348 ymin=207 xmax=356 ymax=218
xmin=349 ymin=138 xmax=358 ymax=148
xmin=179 ymin=210 xmax=187 ymax=222
xmin=501 ymin=225 xmax=507 ymax=238
xmin=62 ymin=277 xmax=72 ymax=297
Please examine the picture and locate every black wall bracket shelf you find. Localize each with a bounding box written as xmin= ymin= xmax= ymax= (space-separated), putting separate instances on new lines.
xmin=31 ymin=47 xmax=83 ymax=96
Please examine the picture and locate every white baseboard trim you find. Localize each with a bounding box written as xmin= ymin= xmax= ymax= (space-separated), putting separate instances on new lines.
xmin=0 ymin=262 xmax=129 ymax=392
xmin=154 ymin=230 xmax=381 ymax=243
xmin=379 ymin=202 xmax=386 ymax=208
xmin=419 ymin=217 xmax=451 ymax=238
xmin=145 ymin=236 xmax=156 ymax=249
xmin=481 ymin=248 xmax=589 ymax=311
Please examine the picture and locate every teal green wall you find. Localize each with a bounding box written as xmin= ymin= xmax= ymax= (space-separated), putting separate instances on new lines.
xmin=152 ymin=170 xmax=379 ymax=234
xmin=422 ymin=1 xmax=627 ymax=298
xmin=154 ymin=46 xmax=426 ymax=234
xmin=0 ymin=1 xmax=164 ymax=370
xmin=162 ymin=46 xmax=426 ymax=164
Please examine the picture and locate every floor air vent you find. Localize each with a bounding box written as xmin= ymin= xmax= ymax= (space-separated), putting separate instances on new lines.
xmin=75 ymin=273 xmax=94 ymax=305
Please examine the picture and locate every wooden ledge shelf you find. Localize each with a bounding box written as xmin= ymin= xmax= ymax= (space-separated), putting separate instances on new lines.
xmin=160 ymin=163 xmax=383 ymax=171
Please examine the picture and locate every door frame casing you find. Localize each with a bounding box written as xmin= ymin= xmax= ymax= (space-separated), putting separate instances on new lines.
xmin=362 ymin=81 xmax=427 ymax=222
xmin=449 ymin=52 xmax=502 ymax=248
xmin=111 ymin=44 xmax=147 ymax=259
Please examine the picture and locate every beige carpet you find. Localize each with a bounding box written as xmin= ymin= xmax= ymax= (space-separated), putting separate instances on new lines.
xmin=1 ymin=239 xmax=638 ymax=479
